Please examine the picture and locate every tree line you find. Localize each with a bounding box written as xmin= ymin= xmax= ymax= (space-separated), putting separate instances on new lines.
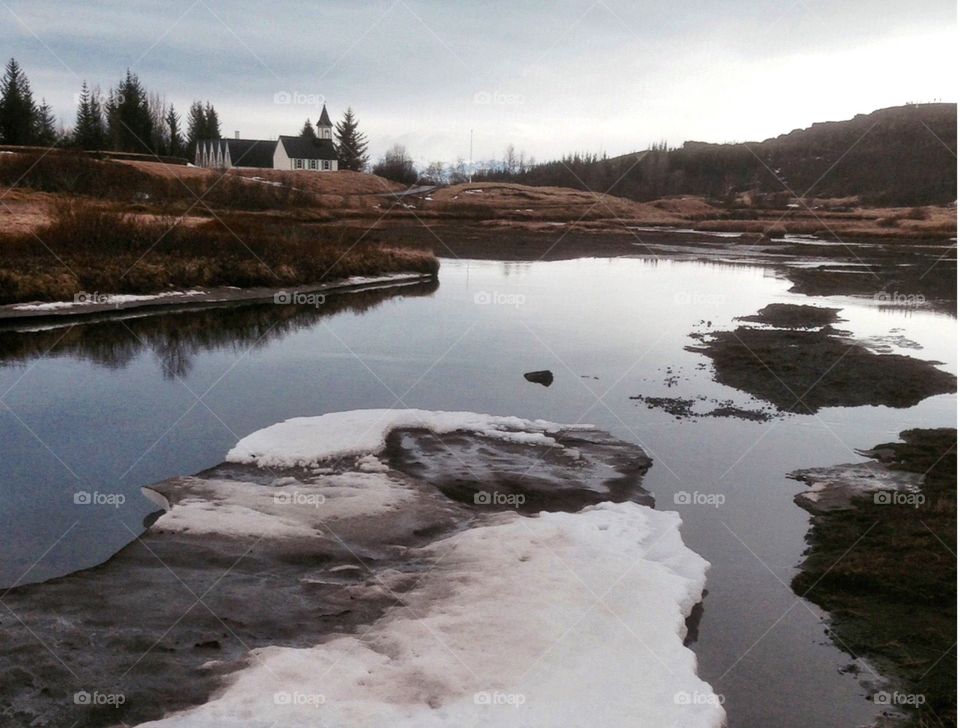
xmin=0 ymin=58 xmax=371 ymax=172
xmin=0 ymin=58 xmax=223 ymax=158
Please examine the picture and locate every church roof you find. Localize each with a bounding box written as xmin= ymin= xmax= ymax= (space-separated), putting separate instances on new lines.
xmin=225 ymin=139 xmax=276 ymax=168
xmin=278 ymin=135 xmax=338 ymax=161
xmin=199 ymin=138 xmax=276 ymax=168
xmin=317 ymin=104 xmax=332 ymax=127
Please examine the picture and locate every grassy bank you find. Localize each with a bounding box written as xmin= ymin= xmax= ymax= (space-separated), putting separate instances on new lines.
xmin=0 ymin=201 xmax=438 ymax=304
xmin=793 ymin=429 xmax=957 ymax=727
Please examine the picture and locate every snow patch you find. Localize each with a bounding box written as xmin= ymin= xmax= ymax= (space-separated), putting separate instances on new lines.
xmin=140 ymin=501 xmax=721 ymax=727
xmin=227 ymin=409 xmax=594 ymax=468
xmin=152 ymin=472 xmax=415 ymax=538
xmin=11 ymin=290 xmax=204 ymax=311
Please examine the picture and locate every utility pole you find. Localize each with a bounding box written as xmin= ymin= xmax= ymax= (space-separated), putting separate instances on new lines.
xmin=469 ymin=129 xmax=473 ymax=183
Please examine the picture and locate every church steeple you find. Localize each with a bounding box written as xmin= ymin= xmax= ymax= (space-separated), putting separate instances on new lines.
xmin=316 ymin=104 xmax=333 ymax=140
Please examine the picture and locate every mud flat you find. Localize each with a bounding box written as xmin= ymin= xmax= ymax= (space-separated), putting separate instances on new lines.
xmin=790 ymin=429 xmax=957 ymax=727
xmin=686 ymin=304 xmax=956 ymax=413
xmin=0 ymin=409 xmax=721 ymax=728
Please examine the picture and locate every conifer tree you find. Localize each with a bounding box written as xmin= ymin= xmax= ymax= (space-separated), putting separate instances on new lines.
xmin=300 ymin=118 xmax=316 ymax=138
xmin=74 ymin=81 xmax=105 ymax=150
xmin=335 ymin=107 xmax=369 ymax=171
xmin=33 ymin=98 xmax=57 ymax=146
xmin=166 ymin=104 xmax=184 ymax=157
xmin=0 ymin=58 xmax=37 ymax=145
xmin=203 ymin=101 xmax=220 ymax=139
xmin=105 ymin=69 xmax=153 ymax=152
xmin=186 ymin=100 xmax=206 ymax=157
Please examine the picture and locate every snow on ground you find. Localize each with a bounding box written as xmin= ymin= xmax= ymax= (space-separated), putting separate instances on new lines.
xmin=152 ymin=472 xmax=416 ymax=538
xmin=11 ymin=290 xmax=204 ymax=311
xmin=140 ymin=501 xmax=722 ymax=728
xmin=227 ymin=408 xmax=594 ymax=468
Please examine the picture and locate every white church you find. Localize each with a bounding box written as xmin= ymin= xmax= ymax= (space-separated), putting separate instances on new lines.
xmin=195 ymin=105 xmax=339 ymax=172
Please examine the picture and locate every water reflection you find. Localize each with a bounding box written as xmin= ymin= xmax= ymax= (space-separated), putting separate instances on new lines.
xmin=0 ymin=280 xmax=439 ymax=380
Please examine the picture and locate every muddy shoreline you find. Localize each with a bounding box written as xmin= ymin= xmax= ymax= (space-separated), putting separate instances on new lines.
xmin=791 ymin=429 xmax=957 ymax=726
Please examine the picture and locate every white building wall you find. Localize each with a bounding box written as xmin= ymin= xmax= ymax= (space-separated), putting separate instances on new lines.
xmin=271 ymin=140 xmax=338 ymax=171
xmin=273 ymin=141 xmax=291 ymax=171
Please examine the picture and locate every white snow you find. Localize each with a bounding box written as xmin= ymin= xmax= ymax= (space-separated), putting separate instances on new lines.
xmin=139 ymin=501 xmax=721 ymax=728
xmin=11 ymin=290 xmax=204 ymax=311
xmin=227 ymin=409 xmax=593 ymax=468
xmin=152 ymin=472 xmax=415 ymax=538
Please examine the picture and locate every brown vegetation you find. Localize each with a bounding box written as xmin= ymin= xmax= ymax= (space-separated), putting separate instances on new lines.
xmin=0 ymin=200 xmax=437 ymax=304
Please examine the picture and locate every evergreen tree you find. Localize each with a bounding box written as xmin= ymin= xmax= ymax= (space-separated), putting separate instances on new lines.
xmin=33 ymin=98 xmax=57 ymax=146
xmin=74 ymin=81 xmax=105 ymax=150
xmin=186 ymin=100 xmax=206 ymax=157
xmin=105 ymin=69 xmax=153 ymax=152
xmin=300 ymin=118 xmax=316 ymax=138
xmin=203 ymin=101 xmax=220 ymax=139
xmin=335 ymin=107 xmax=369 ymax=171
xmin=0 ymin=58 xmax=37 ymax=145
xmin=166 ymin=104 xmax=184 ymax=157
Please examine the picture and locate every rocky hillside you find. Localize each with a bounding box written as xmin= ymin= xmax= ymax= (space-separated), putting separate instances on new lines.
xmin=480 ymin=104 xmax=957 ymax=205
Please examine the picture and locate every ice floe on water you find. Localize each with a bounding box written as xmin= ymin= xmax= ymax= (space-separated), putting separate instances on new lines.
xmin=0 ymin=408 xmax=720 ymax=727
xmin=143 ymin=503 xmax=720 ymax=728
xmin=141 ymin=410 xmax=723 ymax=727
xmin=226 ymin=408 xmax=595 ymax=468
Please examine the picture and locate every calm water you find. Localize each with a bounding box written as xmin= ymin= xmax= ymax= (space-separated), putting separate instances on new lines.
xmin=1 ymin=257 xmax=955 ymax=727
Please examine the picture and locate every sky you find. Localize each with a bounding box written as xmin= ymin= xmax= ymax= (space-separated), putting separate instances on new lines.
xmin=1 ymin=0 xmax=956 ymax=166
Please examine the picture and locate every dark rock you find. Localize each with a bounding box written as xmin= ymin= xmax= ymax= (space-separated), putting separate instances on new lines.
xmin=524 ymin=370 xmax=554 ymax=387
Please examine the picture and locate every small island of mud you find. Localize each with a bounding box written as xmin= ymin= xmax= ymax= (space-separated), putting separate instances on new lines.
xmin=687 ymin=303 xmax=956 ymax=413
xmin=736 ymin=303 xmax=844 ymax=329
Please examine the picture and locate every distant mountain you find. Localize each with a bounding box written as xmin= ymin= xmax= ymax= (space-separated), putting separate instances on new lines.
xmin=480 ymin=104 xmax=957 ymax=205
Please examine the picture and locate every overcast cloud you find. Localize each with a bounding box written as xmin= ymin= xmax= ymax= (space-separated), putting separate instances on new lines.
xmin=1 ymin=0 xmax=955 ymax=164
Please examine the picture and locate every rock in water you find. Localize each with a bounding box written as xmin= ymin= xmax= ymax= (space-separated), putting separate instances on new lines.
xmin=524 ymin=369 xmax=554 ymax=387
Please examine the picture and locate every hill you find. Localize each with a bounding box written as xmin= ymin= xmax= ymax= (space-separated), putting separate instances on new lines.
xmin=479 ymin=104 xmax=957 ymax=205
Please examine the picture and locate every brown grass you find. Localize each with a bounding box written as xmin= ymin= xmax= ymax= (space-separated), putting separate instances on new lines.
xmin=0 ymin=200 xmax=438 ymax=304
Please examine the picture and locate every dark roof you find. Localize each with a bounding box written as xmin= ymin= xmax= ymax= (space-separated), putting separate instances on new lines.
xmin=198 ymin=138 xmax=276 ymax=168
xmin=317 ymin=104 xmax=332 ymax=126
xmin=278 ymin=135 xmax=338 ymax=161
xmin=225 ymin=139 xmax=276 ymax=168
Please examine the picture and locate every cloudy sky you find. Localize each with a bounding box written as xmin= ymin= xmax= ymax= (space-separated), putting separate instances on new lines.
xmin=1 ymin=0 xmax=955 ymax=165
